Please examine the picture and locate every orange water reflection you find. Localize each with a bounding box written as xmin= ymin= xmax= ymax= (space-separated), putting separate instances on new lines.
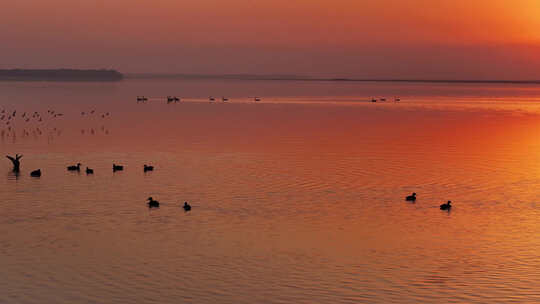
xmin=1 ymin=81 xmax=539 ymax=303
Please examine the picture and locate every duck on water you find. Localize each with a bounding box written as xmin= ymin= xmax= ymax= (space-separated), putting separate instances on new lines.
xmin=147 ymin=197 xmax=159 ymax=208
xmin=30 ymin=169 xmax=41 ymax=177
xmin=440 ymin=201 xmax=452 ymax=210
xmin=67 ymin=163 xmax=81 ymax=171
xmin=113 ymin=164 xmax=124 ymax=172
xmin=405 ymin=193 xmax=416 ymax=201
xmin=183 ymin=201 xmax=191 ymax=211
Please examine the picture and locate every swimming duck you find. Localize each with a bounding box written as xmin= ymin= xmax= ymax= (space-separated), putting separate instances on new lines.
xmin=143 ymin=164 xmax=154 ymax=172
xmin=113 ymin=164 xmax=124 ymax=172
xmin=440 ymin=201 xmax=452 ymax=210
xmin=183 ymin=201 xmax=191 ymax=211
xmin=67 ymin=163 xmax=81 ymax=171
xmin=30 ymin=169 xmax=41 ymax=177
xmin=147 ymin=197 xmax=160 ymax=208
xmin=86 ymin=167 xmax=94 ymax=174
xmin=405 ymin=193 xmax=416 ymax=201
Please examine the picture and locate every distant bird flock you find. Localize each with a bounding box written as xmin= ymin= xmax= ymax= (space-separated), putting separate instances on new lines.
xmin=2 ymin=94 xmax=402 ymax=143
xmin=3 ymin=94 xmax=404 ymax=212
xmin=135 ymin=95 xmax=401 ymax=103
xmin=372 ymin=97 xmax=400 ymax=103
xmin=5 ymin=154 xmax=446 ymax=213
xmin=0 ymin=105 xmax=111 ymax=144
xmin=135 ymin=95 xmax=263 ymax=103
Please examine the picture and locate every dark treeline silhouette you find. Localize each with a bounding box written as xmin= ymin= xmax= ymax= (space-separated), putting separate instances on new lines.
xmin=0 ymin=69 xmax=123 ymax=81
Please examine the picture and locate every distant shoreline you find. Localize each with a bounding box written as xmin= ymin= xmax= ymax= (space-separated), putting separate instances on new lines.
xmin=126 ymin=73 xmax=540 ymax=84
xmin=2 ymin=70 xmax=537 ymax=84
xmin=0 ymin=69 xmax=123 ymax=82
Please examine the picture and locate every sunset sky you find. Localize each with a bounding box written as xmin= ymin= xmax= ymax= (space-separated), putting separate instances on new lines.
xmin=2 ymin=0 xmax=540 ymax=79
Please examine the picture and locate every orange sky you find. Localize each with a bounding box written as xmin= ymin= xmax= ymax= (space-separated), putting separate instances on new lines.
xmin=2 ymin=0 xmax=540 ymax=78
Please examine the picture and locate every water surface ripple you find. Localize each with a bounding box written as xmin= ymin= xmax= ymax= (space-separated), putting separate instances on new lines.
xmin=1 ymin=80 xmax=539 ymax=303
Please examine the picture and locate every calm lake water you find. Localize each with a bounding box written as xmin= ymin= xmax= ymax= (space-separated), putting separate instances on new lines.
xmin=1 ymin=79 xmax=539 ymax=303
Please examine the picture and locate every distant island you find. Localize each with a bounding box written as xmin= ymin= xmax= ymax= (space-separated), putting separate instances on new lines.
xmin=0 ymin=69 xmax=123 ymax=81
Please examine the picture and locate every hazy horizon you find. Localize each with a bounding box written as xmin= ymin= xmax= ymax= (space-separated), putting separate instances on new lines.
xmin=3 ymin=1 xmax=540 ymax=80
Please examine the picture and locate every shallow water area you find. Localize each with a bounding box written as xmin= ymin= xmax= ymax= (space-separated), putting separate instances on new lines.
xmin=1 ymin=79 xmax=539 ymax=303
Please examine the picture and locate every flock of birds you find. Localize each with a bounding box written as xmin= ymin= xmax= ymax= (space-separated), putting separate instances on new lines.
xmin=0 ymin=106 xmax=111 ymax=143
xmin=1 ymin=106 xmax=110 ymax=127
xmin=8 ymin=154 xmax=445 ymax=212
xmin=137 ymin=95 xmax=399 ymax=103
xmin=27 ymin=161 xmax=152 ymax=177
xmin=0 ymin=108 xmax=64 ymax=143
xmin=5 ymin=95 xmax=407 ymax=213
xmin=136 ymin=96 xmax=261 ymax=103
xmin=7 ymin=155 xmax=192 ymax=211
xmin=371 ymin=97 xmax=401 ymax=102
xmin=405 ymin=192 xmax=452 ymax=210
